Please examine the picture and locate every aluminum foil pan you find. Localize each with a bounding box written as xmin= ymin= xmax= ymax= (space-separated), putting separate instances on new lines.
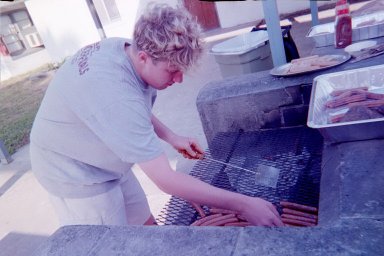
xmin=307 ymin=64 xmax=384 ymax=143
xmin=210 ymin=30 xmax=269 ymax=56
xmin=307 ymin=11 xmax=384 ymax=47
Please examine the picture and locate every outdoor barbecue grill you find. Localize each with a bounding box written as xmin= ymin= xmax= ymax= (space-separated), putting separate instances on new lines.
xmin=156 ymin=126 xmax=324 ymax=226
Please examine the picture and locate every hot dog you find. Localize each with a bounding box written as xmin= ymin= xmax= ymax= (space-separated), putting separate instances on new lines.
xmin=190 ymin=202 xmax=206 ymax=218
xmin=280 ymin=201 xmax=318 ymax=213
xmin=330 ymin=87 xmax=369 ymax=97
xmin=366 ymin=92 xmax=384 ymax=100
xmin=281 ymin=217 xmax=316 ymax=227
xmin=206 ymin=217 xmax=239 ymax=226
xmin=224 ymin=222 xmax=252 ymax=227
xmin=325 ymin=93 xmax=367 ymax=108
xmin=200 ymin=213 xmax=236 ymax=226
xmin=282 ymin=208 xmax=318 ymax=220
xmin=190 ymin=205 xmax=253 ymax=227
xmin=190 ymin=213 xmax=222 ymax=226
xmin=281 ymin=213 xmax=317 ymax=224
xmin=348 ymin=99 xmax=384 ymax=108
xmin=209 ymin=208 xmax=238 ymax=215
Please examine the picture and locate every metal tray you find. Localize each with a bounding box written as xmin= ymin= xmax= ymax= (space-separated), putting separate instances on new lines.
xmin=270 ymin=54 xmax=351 ymax=77
xmin=307 ymin=64 xmax=384 ymax=143
xmin=307 ymin=11 xmax=384 ymax=47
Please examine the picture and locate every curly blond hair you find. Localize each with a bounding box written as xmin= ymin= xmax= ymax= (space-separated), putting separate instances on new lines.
xmin=133 ymin=3 xmax=204 ymax=71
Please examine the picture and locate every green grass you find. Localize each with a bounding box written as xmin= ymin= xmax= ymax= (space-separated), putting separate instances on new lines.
xmin=0 ymin=65 xmax=54 ymax=155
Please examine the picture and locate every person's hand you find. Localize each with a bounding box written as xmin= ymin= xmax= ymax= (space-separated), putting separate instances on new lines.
xmin=170 ymin=135 xmax=204 ymax=159
xmin=241 ymin=197 xmax=283 ymax=227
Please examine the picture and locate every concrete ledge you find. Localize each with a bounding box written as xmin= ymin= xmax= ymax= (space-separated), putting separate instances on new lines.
xmin=319 ymin=139 xmax=384 ymax=226
xmin=236 ymin=219 xmax=383 ymax=255
xmin=33 ymin=221 xmax=384 ymax=256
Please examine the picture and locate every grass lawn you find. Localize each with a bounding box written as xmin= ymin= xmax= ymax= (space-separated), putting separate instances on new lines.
xmin=0 ymin=66 xmax=54 ymax=155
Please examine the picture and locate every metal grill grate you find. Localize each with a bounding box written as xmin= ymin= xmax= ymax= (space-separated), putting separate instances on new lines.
xmin=156 ymin=126 xmax=324 ymax=225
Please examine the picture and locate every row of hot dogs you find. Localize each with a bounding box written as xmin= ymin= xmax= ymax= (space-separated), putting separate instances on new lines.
xmin=280 ymin=201 xmax=317 ymax=227
xmin=189 ymin=201 xmax=318 ymax=227
xmin=325 ymin=86 xmax=384 ymax=123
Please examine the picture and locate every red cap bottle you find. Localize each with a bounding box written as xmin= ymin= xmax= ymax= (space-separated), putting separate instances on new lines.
xmin=335 ymin=0 xmax=352 ymax=48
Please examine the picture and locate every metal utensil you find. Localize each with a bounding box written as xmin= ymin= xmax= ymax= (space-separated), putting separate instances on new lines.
xmin=350 ymin=43 xmax=384 ymax=63
xmin=202 ymin=156 xmax=280 ymax=188
xmin=202 ymin=156 xmax=255 ymax=173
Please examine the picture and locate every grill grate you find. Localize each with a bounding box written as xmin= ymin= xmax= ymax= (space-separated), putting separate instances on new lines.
xmin=156 ymin=126 xmax=324 ymax=225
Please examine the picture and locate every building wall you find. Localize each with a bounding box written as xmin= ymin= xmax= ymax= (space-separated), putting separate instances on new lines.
xmin=4 ymin=0 xmax=333 ymax=81
xmin=25 ymin=0 xmax=331 ymax=63
xmin=98 ymin=0 xmax=179 ymax=39
xmin=0 ymin=48 xmax=51 ymax=82
xmin=25 ymin=0 xmax=101 ymax=63
xmin=99 ymin=0 xmax=334 ymax=38
xmin=24 ymin=0 xmax=180 ymax=62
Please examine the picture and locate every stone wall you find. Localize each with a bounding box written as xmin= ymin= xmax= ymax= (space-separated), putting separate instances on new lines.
xmin=196 ymin=70 xmax=313 ymax=147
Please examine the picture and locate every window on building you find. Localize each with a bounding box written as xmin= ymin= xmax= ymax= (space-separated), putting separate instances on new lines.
xmin=103 ymin=0 xmax=120 ymax=21
xmin=92 ymin=0 xmax=121 ymax=25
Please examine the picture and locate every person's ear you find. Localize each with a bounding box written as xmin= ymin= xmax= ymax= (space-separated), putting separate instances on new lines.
xmin=137 ymin=51 xmax=149 ymax=64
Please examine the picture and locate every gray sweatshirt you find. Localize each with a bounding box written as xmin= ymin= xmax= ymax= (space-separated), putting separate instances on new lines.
xmin=30 ymin=38 xmax=163 ymax=198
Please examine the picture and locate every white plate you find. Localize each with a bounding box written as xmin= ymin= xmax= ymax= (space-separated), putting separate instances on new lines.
xmin=344 ymin=40 xmax=377 ymax=56
xmin=270 ymin=54 xmax=351 ymax=77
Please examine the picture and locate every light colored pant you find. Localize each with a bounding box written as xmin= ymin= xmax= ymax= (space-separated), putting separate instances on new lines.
xmin=49 ymin=171 xmax=151 ymax=226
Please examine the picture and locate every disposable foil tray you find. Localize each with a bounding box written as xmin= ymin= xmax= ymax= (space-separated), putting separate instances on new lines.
xmin=307 ymin=64 xmax=384 ymax=143
xmin=307 ymin=11 xmax=384 ymax=47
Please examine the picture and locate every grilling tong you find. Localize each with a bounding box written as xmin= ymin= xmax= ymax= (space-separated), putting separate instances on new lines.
xmin=200 ymin=155 xmax=280 ymax=188
xmin=202 ymin=155 xmax=255 ymax=174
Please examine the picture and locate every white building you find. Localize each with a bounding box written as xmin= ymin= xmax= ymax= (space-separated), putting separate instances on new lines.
xmin=0 ymin=0 xmax=333 ymax=81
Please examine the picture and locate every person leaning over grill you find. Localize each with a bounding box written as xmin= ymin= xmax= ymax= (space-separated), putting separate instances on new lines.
xmin=29 ymin=3 xmax=283 ymax=227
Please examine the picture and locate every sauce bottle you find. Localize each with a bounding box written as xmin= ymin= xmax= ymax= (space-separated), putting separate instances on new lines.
xmin=334 ymin=0 xmax=352 ymax=48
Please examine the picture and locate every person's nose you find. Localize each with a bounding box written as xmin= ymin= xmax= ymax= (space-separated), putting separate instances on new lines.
xmin=172 ymin=71 xmax=183 ymax=83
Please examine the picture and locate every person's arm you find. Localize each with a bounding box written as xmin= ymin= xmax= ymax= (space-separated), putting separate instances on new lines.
xmin=151 ymin=114 xmax=203 ymax=159
xmin=139 ymin=153 xmax=283 ymax=226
